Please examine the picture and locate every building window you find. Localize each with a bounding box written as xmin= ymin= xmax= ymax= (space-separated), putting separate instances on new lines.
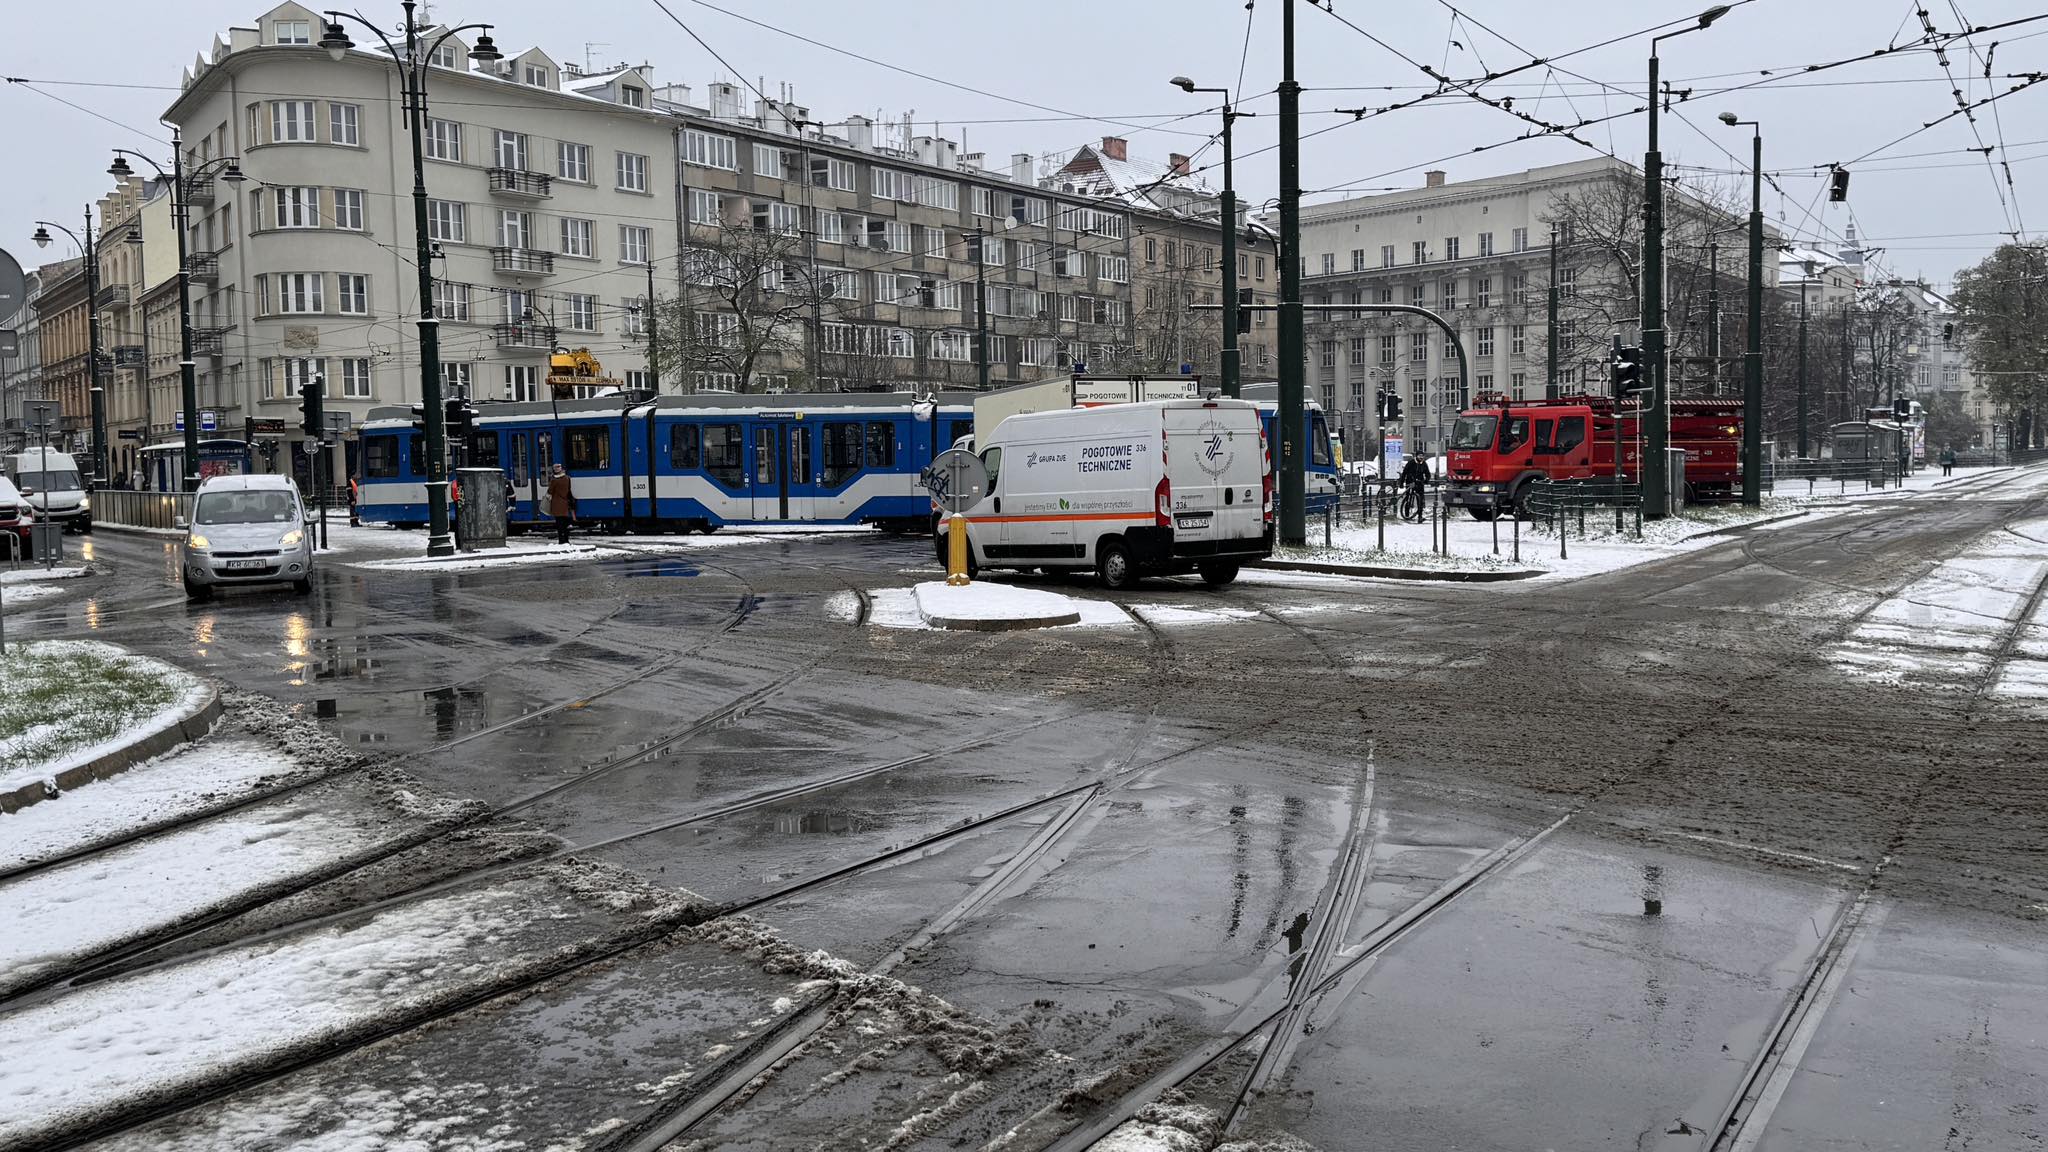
xmin=1410 ymin=332 xmax=1428 ymax=363
xmin=753 ymin=143 xmax=787 ymax=180
xmin=871 ymin=167 xmax=906 ymax=201
xmin=912 ymin=176 xmax=958 ymax=211
xmin=566 ymin=293 xmax=596 ymax=331
xmin=1476 ymin=278 xmax=1492 ymax=308
xmin=1444 ymin=236 xmax=1461 ymax=261
xmin=1320 ymin=339 xmax=1337 ymax=368
xmin=819 ymin=157 xmax=856 ymax=191
xmin=1413 ymin=240 xmax=1428 ymax=264
xmin=1512 ymin=273 xmax=1530 ymax=305
xmin=428 ymin=199 xmax=466 ymax=243
xmin=523 ymin=63 xmax=549 ymax=88
xmin=1411 ymin=284 xmax=1426 ymax=307
xmin=426 ymin=118 xmax=461 ymax=163
xmin=506 ymin=364 xmax=538 ymax=402
xmin=1350 ymin=248 xmax=1366 ymax=271
xmin=561 ymin=218 xmax=594 ymax=258
xmin=340 ymin=357 xmax=372 ymax=399
xmin=1510 ymin=324 xmax=1527 ymax=355
xmin=1098 ymin=254 xmax=1128 ymax=283
xmin=619 ymin=225 xmax=650 ymax=264
xmin=1254 ymin=256 xmax=1267 ymax=280
xmin=1476 ymin=327 xmax=1494 ymax=357
xmin=273 ymin=186 xmax=319 ymax=229
xmin=1511 ymin=371 xmax=1527 ymax=399
xmin=684 ymin=129 xmax=738 ymax=171
xmin=273 ymin=19 xmax=310 ymax=44
xmin=1478 ymin=231 xmax=1494 ymax=257
xmin=271 ymin=101 xmax=316 ymax=143
xmin=616 ymin=152 xmax=648 ymax=192
xmin=334 ymin=188 xmax=364 ymax=231
xmin=1349 ymin=337 xmax=1367 ymax=367
xmin=430 ymin=41 xmax=460 ymax=68
xmin=281 ymin=357 xmax=322 ymax=398
xmin=620 ymin=84 xmax=645 ymax=107
xmin=558 ymin=142 xmax=590 ymax=182
xmin=1442 ymin=280 xmax=1458 ymax=309
xmin=754 ymin=201 xmax=801 ymax=236
xmin=432 ymin=280 xmax=470 ymax=321
xmin=1379 ymin=335 xmax=1397 ymax=365
xmin=329 ymin=103 xmax=359 ymax=146
xmin=493 ymin=130 xmax=527 ymax=170
xmin=1511 ymin=227 xmax=1529 ymax=252
xmin=1557 ymin=267 xmax=1577 ymax=299
xmin=337 ymin=273 xmax=367 ymax=315
xmin=498 ymin=210 xmax=531 ymax=249
xmin=1320 ymin=253 xmax=1336 ymax=275
xmin=275 ymin=272 xmax=322 ymax=314
xmin=688 ymin=188 xmax=722 ymax=226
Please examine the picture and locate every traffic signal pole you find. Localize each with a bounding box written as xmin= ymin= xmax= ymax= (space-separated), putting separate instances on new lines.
xmin=1276 ymin=0 xmax=1307 ymax=545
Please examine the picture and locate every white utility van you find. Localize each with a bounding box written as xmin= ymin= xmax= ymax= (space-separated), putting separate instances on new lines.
xmin=4 ymin=448 xmax=91 ymax=533
xmin=939 ymin=399 xmax=1271 ymax=589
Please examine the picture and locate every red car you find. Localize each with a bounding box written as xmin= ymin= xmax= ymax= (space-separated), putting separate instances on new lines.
xmin=0 ymin=476 xmax=32 ymax=558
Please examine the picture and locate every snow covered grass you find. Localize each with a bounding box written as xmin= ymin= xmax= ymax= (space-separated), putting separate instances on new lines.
xmin=0 ymin=581 xmax=68 ymax=607
xmin=0 ymin=641 xmax=207 ymax=795
xmin=0 ymin=565 xmax=91 ymax=584
xmin=2 ymin=738 xmax=307 ymax=872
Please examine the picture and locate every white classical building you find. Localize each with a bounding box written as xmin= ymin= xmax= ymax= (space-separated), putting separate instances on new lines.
xmin=161 ymin=2 xmax=676 ymax=471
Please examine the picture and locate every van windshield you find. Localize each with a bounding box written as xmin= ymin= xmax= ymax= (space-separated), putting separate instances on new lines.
xmin=1448 ymin=416 xmax=1497 ymax=451
xmin=16 ymin=470 xmax=83 ymax=491
xmin=195 ymin=490 xmax=298 ymax=525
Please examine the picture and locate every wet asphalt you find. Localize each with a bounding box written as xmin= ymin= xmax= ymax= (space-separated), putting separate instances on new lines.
xmin=11 ymin=482 xmax=2048 ymax=1151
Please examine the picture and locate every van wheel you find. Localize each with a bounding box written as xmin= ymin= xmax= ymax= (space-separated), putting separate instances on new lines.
xmin=183 ymin=578 xmax=212 ymax=602
xmin=1097 ymin=539 xmax=1138 ymax=590
xmin=1198 ymin=562 xmax=1240 ymax=588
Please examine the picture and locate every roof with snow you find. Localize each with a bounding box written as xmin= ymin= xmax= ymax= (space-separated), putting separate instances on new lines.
xmin=1047 ymin=139 xmax=1218 ymax=219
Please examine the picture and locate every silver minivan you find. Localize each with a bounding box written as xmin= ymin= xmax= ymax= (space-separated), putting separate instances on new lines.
xmin=181 ymin=474 xmax=315 ymax=600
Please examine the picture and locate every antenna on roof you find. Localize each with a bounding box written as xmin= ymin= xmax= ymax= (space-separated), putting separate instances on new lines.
xmin=583 ymin=42 xmax=608 ymax=73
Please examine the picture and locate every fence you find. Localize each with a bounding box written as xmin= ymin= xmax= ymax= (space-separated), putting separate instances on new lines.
xmin=90 ymin=490 xmax=195 ymax=532
xmin=1764 ymin=457 xmax=1903 ymax=494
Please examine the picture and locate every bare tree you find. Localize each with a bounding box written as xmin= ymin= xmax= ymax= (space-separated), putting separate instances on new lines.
xmin=1950 ymin=242 xmax=2048 ymax=447
xmin=655 ymin=222 xmax=824 ymax=393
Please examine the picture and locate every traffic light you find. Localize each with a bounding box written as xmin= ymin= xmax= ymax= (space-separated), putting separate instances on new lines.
xmin=1893 ymin=396 xmax=1911 ymax=420
xmin=299 ymin=373 xmax=324 ymax=438
xmin=1377 ymin=389 xmax=1403 ymax=423
xmin=1828 ymin=168 xmax=1850 ymax=202
xmin=1943 ymin=322 xmax=1956 ymax=343
xmin=1612 ymin=345 xmax=1647 ymax=398
xmin=1237 ymin=288 xmax=1254 ymax=334
xmin=445 ymin=398 xmax=472 ymax=433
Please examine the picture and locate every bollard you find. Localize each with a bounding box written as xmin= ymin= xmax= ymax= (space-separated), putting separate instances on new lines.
xmin=1559 ymin=499 xmax=1569 ymax=560
xmin=1513 ymin=511 xmax=1520 ymax=563
xmin=1633 ymin=499 xmax=1642 ymax=538
xmin=946 ymin=514 xmax=972 ymax=586
xmin=1376 ymin=483 xmax=1385 ymax=553
xmin=1492 ymin=511 xmax=1499 ymax=556
xmin=1324 ymin=506 xmax=1332 ymax=549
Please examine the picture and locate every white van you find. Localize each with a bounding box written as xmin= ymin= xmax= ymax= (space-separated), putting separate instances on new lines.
xmin=5 ymin=449 xmax=91 ymax=533
xmin=939 ymin=399 xmax=1271 ymax=589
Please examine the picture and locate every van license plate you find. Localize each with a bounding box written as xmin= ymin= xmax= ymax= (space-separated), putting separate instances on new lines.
xmin=226 ymin=559 xmax=265 ymax=570
xmin=1175 ymin=513 xmax=1212 ymax=529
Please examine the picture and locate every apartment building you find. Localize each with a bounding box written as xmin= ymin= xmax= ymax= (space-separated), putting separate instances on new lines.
xmin=1 ymin=265 xmax=53 ymax=452
xmin=162 ymin=1 xmax=678 ymax=466
xmin=29 ymin=260 xmax=91 ymax=453
xmin=1290 ymin=157 xmax=1755 ymax=455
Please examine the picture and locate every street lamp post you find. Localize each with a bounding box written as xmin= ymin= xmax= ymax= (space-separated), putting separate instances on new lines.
xmin=1275 ymin=0 xmax=1307 ymax=545
xmin=31 ymin=210 xmax=108 ymax=486
xmin=1719 ymin=111 xmax=1764 ymax=505
xmin=1644 ymin=5 xmax=1733 ymax=515
xmin=108 ymin=142 xmax=245 ymax=492
xmin=319 ymin=4 xmax=503 ymax=557
xmin=1172 ymin=77 xmax=1256 ymax=399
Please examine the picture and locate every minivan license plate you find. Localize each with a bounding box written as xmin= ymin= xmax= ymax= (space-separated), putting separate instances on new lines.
xmin=1175 ymin=513 xmax=1212 ymax=529
xmin=226 ymin=559 xmax=265 ymax=570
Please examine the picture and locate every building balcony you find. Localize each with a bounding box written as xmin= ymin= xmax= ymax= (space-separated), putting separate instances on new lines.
xmin=487 ymin=168 xmax=552 ymax=198
xmin=112 ymin=346 xmax=146 ymax=369
xmin=95 ymin=284 xmax=131 ymax=311
xmin=494 ymin=321 xmax=558 ymax=349
xmin=183 ymin=173 xmax=216 ymax=205
xmin=491 ymin=247 xmax=555 ymax=275
xmin=191 ymin=326 xmax=229 ymax=357
xmin=186 ymin=251 xmax=220 ymax=283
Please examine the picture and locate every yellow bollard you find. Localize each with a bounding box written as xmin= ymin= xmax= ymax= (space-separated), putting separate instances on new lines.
xmin=946 ymin=513 xmax=972 ymax=586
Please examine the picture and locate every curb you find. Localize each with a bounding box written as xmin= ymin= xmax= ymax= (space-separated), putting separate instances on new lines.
xmin=1252 ymin=558 xmax=1541 ymax=582
xmin=92 ymin=522 xmax=186 ymax=539
xmin=0 ymin=685 xmax=223 ymax=815
xmin=919 ymin=607 xmax=1083 ymax=631
xmin=1679 ymin=508 xmax=1831 ymax=541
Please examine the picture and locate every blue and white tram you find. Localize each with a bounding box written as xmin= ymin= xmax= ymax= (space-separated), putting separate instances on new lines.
xmin=356 ymin=416 xmax=432 ymax=526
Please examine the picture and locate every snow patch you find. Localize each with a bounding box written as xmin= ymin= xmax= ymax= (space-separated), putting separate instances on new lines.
xmin=0 ymin=640 xmax=209 ymax=796
xmin=824 ymin=590 xmax=863 ymax=623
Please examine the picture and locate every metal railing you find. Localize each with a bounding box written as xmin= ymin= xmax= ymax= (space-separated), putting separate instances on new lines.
xmin=1765 ymin=457 xmax=1903 ymax=494
xmin=185 ymin=251 xmax=221 ymax=283
xmin=95 ymin=283 xmax=130 ymax=310
xmin=490 ymin=247 xmax=555 ymax=274
xmin=487 ymin=168 xmax=553 ymax=197
xmin=495 ymin=321 xmax=559 ymax=348
xmin=190 ymin=326 xmax=229 ymax=356
xmin=91 ymin=490 xmax=194 ymax=531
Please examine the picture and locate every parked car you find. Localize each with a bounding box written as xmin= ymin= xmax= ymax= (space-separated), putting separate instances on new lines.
xmin=0 ymin=476 xmax=32 ymax=558
xmin=180 ymin=474 xmax=314 ymax=600
xmin=4 ymin=448 xmax=91 ymax=534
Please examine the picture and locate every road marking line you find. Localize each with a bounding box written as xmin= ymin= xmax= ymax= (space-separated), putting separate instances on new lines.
xmin=1682 ymin=834 xmax=1863 ymax=873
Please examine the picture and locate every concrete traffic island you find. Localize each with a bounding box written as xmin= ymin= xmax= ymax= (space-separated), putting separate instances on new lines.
xmin=912 ymin=580 xmax=1083 ymax=631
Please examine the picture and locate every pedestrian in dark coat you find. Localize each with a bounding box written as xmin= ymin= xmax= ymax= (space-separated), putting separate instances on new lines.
xmin=546 ymin=464 xmax=575 ymax=544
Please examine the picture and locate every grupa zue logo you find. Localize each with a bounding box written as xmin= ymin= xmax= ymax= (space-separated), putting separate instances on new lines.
xmin=1195 ymin=418 xmax=1236 ymax=479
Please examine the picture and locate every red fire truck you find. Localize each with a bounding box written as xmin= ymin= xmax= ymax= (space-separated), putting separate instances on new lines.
xmin=1441 ymin=394 xmax=1744 ymax=518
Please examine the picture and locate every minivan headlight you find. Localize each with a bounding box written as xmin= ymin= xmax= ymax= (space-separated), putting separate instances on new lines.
xmin=279 ymin=528 xmax=305 ymax=548
xmin=78 ymin=496 xmax=90 ymax=511
xmin=187 ymin=532 xmax=211 ymax=550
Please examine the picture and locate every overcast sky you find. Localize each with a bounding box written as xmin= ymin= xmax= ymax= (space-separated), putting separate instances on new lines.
xmin=5 ymin=0 xmax=2043 ymax=291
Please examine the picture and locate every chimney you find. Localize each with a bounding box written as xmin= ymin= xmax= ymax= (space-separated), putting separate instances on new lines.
xmin=845 ymin=115 xmax=874 ymax=152
xmin=961 ymin=152 xmax=985 ymax=172
xmin=708 ymin=82 xmax=742 ymax=122
xmin=1168 ymin=153 xmax=1190 ymax=176
xmin=1011 ymin=152 xmax=1034 ymax=183
xmin=1100 ymin=136 xmax=1128 ymax=162
xmin=1424 ymin=170 xmax=1446 ymax=188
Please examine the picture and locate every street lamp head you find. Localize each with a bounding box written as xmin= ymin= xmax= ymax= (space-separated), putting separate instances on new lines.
xmin=220 ymin=160 xmax=247 ymax=183
xmin=107 ymin=155 xmax=135 ymax=181
xmin=469 ymin=31 xmax=503 ymax=65
xmin=32 ymin=226 xmax=52 ymax=249
xmin=318 ymin=19 xmax=354 ymax=62
xmin=1717 ymin=111 xmax=1743 ymax=126
xmin=1697 ymin=4 xmax=1732 ymax=28
xmin=1170 ymin=76 xmax=1196 ymax=93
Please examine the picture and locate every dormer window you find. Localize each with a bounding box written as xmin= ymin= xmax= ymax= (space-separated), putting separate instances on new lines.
xmin=620 ymin=85 xmax=645 ymax=108
xmin=430 ymin=41 xmax=460 ymax=69
xmin=523 ymin=63 xmax=549 ymax=88
xmin=273 ymin=20 xmax=310 ymax=45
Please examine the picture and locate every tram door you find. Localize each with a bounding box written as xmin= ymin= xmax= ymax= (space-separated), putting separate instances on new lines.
xmin=508 ymin=431 xmax=544 ymax=523
xmin=747 ymin=420 xmax=818 ymax=522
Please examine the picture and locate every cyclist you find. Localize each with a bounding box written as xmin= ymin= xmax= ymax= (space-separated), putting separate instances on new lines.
xmin=1398 ymin=453 xmax=1431 ymax=521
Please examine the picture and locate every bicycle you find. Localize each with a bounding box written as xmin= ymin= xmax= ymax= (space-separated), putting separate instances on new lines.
xmin=1398 ymin=483 xmax=1428 ymax=523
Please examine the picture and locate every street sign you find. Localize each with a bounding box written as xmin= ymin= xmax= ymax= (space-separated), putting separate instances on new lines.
xmin=921 ymin=447 xmax=988 ymax=515
xmin=251 ymin=417 xmax=288 ymax=434
xmin=324 ymin=411 xmax=353 ymax=435
xmin=117 ymin=429 xmax=144 ymax=441
xmin=25 ymin=402 xmax=57 ymax=432
xmin=200 ymin=410 xmax=219 ymax=432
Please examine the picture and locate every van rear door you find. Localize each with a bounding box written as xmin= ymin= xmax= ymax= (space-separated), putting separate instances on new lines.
xmin=1163 ymin=403 xmax=1264 ymax=546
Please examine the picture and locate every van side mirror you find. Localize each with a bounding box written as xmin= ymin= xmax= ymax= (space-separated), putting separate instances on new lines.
xmin=174 ymin=516 xmax=188 ymax=529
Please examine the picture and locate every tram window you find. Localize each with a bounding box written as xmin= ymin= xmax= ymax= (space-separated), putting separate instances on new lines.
xmin=471 ymin=432 xmax=500 ymax=468
xmin=790 ymin=426 xmax=811 ymax=483
xmin=365 ymin=437 xmax=399 ymax=479
xmin=704 ymin=424 xmax=745 ymax=488
xmin=566 ymin=428 xmax=610 ymax=471
xmin=1552 ymin=416 xmax=1586 ymax=455
xmin=1310 ymin=414 xmax=1333 ymax=466
xmin=669 ymin=424 xmax=701 ymax=469
xmin=753 ymin=427 xmax=776 ymax=484
xmin=823 ymin=423 xmax=863 ymax=486
xmin=511 ymin=433 xmax=530 ymax=486
xmin=409 ymin=435 xmax=425 ymax=472
xmin=866 ymin=422 xmax=896 ymax=468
